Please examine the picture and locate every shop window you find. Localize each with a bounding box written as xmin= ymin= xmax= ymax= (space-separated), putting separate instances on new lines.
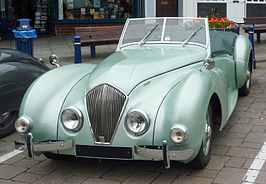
xmin=197 ymin=2 xmax=226 ymax=18
xmin=247 ymin=3 xmax=266 ymax=17
xmin=63 ymin=0 xmax=132 ymax=20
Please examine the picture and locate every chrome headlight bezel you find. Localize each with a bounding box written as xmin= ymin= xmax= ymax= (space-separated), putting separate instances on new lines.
xmin=15 ymin=117 xmax=31 ymax=134
xmin=61 ymin=106 xmax=83 ymax=132
xmin=169 ymin=124 xmax=188 ymax=144
xmin=125 ymin=109 xmax=150 ymax=136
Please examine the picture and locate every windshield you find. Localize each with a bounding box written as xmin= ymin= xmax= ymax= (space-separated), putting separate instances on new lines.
xmin=120 ymin=17 xmax=208 ymax=48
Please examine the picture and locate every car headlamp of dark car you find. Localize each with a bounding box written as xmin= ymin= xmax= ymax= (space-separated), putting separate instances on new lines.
xmin=61 ymin=106 xmax=83 ymax=132
xmin=125 ymin=109 xmax=149 ymax=136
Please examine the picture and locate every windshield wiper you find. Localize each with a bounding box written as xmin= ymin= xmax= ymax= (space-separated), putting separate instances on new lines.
xmin=139 ymin=24 xmax=159 ymax=46
xmin=182 ymin=26 xmax=203 ymax=47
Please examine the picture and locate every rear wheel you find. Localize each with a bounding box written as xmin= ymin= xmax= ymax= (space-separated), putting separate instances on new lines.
xmin=189 ymin=105 xmax=213 ymax=169
xmin=0 ymin=111 xmax=18 ymax=138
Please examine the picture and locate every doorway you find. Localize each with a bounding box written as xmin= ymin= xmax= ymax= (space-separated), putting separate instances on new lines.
xmin=0 ymin=0 xmax=36 ymax=39
xmin=12 ymin=0 xmax=36 ymax=22
xmin=227 ymin=0 xmax=245 ymax=23
xmin=156 ymin=0 xmax=178 ymax=17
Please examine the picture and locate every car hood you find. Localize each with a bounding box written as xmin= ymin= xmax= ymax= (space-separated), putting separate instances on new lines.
xmin=87 ymin=45 xmax=207 ymax=94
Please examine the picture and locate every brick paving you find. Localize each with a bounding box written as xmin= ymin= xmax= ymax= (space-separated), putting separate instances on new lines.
xmin=1 ymin=36 xmax=266 ymax=183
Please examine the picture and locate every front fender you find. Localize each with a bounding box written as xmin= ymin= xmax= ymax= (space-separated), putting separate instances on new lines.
xmin=154 ymin=67 xmax=227 ymax=162
xmin=234 ymin=35 xmax=252 ymax=88
xmin=19 ymin=64 xmax=96 ymax=141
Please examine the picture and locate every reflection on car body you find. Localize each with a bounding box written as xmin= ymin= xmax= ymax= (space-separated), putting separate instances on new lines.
xmin=0 ymin=49 xmax=49 ymax=138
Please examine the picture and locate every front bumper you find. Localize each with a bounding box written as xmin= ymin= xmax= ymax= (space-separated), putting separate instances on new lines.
xmin=135 ymin=145 xmax=194 ymax=161
xmin=15 ymin=133 xmax=73 ymax=158
xmin=15 ymin=133 xmax=194 ymax=168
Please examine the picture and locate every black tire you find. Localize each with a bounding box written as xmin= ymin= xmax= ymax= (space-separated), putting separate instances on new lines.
xmin=43 ymin=152 xmax=72 ymax=160
xmin=189 ymin=105 xmax=213 ymax=169
xmin=239 ymin=60 xmax=252 ymax=96
xmin=0 ymin=111 xmax=18 ymax=138
xmin=43 ymin=152 xmax=63 ymax=160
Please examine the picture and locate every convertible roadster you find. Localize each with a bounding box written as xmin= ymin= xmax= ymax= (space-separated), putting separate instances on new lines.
xmin=0 ymin=48 xmax=49 ymax=138
xmin=15 ymin=17 xmax=252 ymax=169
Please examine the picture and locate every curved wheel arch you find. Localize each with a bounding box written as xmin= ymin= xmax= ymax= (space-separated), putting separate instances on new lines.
xmin=209 ymin=93 xmax=222 ymax=127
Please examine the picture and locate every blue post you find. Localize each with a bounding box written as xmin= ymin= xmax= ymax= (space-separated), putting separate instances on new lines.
xmin=74 ymin=35 xmax=82 ymax=64
xmin=248 ymin=26 xmax=256 ymax=69
xmin=90 ymin=45 xmax=96 ymax=58
xmin=236 ymin=25 xmax=240 ymax=35
xmin=257 ymin=33 xmax=261 ymax=44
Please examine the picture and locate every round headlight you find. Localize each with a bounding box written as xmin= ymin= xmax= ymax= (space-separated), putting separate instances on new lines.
xmin=125 ymin=109 xmax=149 ymax=136
xmin=61 ymin=106 xmax=83 ymax=132
xmin=15 ymin=117 xmax=30 ymax=133
xmin=170 ymin=124 xmax=187 ymax=144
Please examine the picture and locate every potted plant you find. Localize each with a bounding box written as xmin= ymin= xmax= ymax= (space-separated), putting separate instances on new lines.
xmin=208 ymin=17 xmax=239 ymax=34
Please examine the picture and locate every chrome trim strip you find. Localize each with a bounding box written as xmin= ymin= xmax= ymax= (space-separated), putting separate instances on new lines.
xmin=134 ymin=146 xmax=194 ymax=161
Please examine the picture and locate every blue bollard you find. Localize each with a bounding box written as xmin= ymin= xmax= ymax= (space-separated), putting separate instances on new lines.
xmin=90 ymin=45 xmax=96 ymax=58
xmin=235 ymin=23 xmax=240 ymax=35
xmin=248 ymin=26 xmax=256 ymax=69
xmin=257 ymin=33 xmax=261 ymax=44
xmin=74 ymin=35 xmax=82 ymax=64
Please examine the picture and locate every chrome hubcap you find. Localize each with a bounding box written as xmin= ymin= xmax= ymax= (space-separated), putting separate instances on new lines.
xmin=203 ymin=113 xmax=212 ymax=156
xmin=0 ymin=112 xmax=10 ymax=125
xmin=246 ymin=69 xmax=251 ymax=89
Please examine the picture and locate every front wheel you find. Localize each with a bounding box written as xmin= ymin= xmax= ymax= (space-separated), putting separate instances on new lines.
xmin=0 ymin=111 xmax=18 ymax=138
xmin=239 ymin=60 xmax=252 ymax=96
xmin=189 ymin=105 xmax=213 ymax=169
xmin=43 ymin=152 xmax=73 ymax=160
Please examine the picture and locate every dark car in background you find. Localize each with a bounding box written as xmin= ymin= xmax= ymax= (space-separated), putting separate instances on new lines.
xmin=0 ymin=48 xmax=49 ymax=138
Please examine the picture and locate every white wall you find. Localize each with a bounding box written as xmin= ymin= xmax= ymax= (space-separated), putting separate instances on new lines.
xmin=183 ymin=0 xmax=197 ymax=17
xmin=145 ymin=0 xmax=156 ymax=17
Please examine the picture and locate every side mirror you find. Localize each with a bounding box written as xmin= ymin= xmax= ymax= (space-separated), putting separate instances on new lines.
xmin=49 ymin=54 xmax=60 ymax=68
xmin=203 ymin=58 xmax=215 ymax=70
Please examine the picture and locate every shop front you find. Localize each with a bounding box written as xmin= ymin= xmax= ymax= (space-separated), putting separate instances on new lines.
xmin=184 ymin=0 xmax=266 ymax=23
xmin=48 ymin=0 xmax=145 ymax=35
xmin=0 ymin=0 xmax=145 ymax=38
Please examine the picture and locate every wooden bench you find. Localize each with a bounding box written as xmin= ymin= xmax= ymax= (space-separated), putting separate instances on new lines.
xmin=243 ymin=17 xmax=266 ymax=43
xmin=74 ymin=26 xmax=124 ymax=58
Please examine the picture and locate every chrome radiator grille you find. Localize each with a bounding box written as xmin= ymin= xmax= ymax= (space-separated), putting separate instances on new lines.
xmin=86 ymin=84 xmax=126 ymax=143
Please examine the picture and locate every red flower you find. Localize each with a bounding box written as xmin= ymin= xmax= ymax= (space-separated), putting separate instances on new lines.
xmin=208 ymin=17 xmax=236 ymax=29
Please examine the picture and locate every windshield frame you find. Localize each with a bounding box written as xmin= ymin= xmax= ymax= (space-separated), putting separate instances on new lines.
xmin=118 ymin=17 xmax=210 ymax=50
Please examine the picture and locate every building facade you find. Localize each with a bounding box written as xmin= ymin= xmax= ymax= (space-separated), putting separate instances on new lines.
xmin=184 ymin=0 xmax=266 ymax=23
xmin=1 ymin=0 xmax=266 ymax=39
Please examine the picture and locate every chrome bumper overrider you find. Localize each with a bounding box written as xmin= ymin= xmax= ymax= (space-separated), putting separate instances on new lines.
xmin=15 ymin=133 xmax=73 ymax=158
xmin=134 ymin=140 xmax=194 ymax=168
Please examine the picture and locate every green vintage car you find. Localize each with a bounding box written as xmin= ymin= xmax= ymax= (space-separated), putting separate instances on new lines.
xmin=15 ymin=17 xmax=252 ymax=169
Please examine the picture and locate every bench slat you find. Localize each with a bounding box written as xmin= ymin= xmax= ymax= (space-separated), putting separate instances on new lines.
xmin=244 ymin=17 xmax=266 ymax=25
xmin=74 ymin=25 xmax=124 ymax=59
xmin=74 ymin=25 xmax=123 ymax=46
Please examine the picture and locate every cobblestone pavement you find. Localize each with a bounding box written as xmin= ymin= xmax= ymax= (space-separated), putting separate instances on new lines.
xmin=1 ymin=38 xmax=266 ymax=184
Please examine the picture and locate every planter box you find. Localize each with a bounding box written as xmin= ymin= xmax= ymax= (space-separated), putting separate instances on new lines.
xmin=210 ymin=27 xmax=240 ymax=34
